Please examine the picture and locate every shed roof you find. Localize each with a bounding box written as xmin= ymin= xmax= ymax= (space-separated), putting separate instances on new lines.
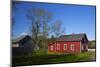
xmin=56 ymin=33 xmax=88 ymax=41
xmin=12 ymin=35 xmax=31 ymax=43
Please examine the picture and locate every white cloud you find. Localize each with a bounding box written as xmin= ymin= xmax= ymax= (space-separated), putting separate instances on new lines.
xmin=20 ymin=32 xmax=28 ymax=36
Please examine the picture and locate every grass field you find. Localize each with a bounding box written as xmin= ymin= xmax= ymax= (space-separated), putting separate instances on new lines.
xmin=12 ymin=49 xmax=96 ymax=66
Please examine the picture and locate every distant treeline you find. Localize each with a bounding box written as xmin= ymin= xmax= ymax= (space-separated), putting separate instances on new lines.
xmin=88 ymin=40 xmax=96 ymax=49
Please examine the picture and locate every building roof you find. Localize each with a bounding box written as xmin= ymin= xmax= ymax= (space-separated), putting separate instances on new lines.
xmin=12 ymin=35 xmax=31 ymax=43
xmin=56 ymin=33 xmax=88 ymax=42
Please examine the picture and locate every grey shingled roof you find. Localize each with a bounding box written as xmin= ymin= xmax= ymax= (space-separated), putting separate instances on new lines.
xmin=12 ymin=35 xmax=30 ymax=43
xmin=56 ymin=33 xmax=86 ymax=41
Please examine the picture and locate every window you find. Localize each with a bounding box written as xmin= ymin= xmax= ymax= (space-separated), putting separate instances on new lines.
xmin=64 ymin=44 xmax=67 ymax=50
xmin=70 ymin=44 xmax=74 ymax=51
xmin=57 ymin=44 xmax=60 ymax=50
xmin=12 ymin=43 xmax=19 ymax=47
xmin=50 ymin=46 xmax=53 ymax=51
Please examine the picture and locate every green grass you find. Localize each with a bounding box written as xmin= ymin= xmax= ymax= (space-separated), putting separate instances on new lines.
xmin=12 ymin=50 xmax=96 ymax=66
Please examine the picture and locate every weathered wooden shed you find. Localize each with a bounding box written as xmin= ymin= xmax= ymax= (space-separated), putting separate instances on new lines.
xmin=12 ymin=35 xmax=36 ymax=56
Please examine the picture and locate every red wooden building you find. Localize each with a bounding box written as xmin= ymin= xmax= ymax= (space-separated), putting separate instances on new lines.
xmin=48 ymin=33 xmax=88 ymax=54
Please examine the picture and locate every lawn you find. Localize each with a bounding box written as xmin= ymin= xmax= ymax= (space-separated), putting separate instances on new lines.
xmin=12 ymin=50 xmax=96 ymax=66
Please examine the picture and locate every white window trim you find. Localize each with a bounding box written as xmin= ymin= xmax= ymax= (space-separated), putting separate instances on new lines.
xmin=70 ymin=44 xmax=74 ymax=51
xmin=64 ymin=44 xmax=67 ymax=50
xmin=12 ymin=43 xmax=19 ymax=47
xmin=57 ymin=44 xmax=60 ymax=50
xmin=50 ymin=46 xmax=53 ymax=51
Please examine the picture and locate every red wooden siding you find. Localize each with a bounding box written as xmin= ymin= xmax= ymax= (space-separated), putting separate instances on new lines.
xmin=48 ymin=41 xmax=81 ymax=54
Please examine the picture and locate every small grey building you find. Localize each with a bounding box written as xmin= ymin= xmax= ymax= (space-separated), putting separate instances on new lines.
xmin=12 ymin=35 xmax=37 ymax=56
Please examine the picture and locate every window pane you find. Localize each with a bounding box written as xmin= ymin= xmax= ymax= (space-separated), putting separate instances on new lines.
xmin=70 ymin=44 xmax=74 ymax=50
xmin=64 ymin=44 xmax=67 ymax=50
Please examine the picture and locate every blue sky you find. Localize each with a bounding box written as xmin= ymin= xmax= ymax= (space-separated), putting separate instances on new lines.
xmin=13 ymin=1 xmax=96 ymax=40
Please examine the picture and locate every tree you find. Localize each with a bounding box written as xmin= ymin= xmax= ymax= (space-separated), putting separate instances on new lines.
xmin=27 ymin=7 xmax=52 ymax=54
xmin=52 ymin=20 xmax=65 ymax=37
xmin=50 ymin=35 xmax=56 ymax=43
xmin=41 ymin=9 xmax=52 ymax=54
xmin=27 ymin=8 xmax=41 ymax=49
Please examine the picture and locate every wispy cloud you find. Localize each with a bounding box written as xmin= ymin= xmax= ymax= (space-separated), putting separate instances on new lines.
xmin=20 ymin=32 xmax=28 ymax=36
